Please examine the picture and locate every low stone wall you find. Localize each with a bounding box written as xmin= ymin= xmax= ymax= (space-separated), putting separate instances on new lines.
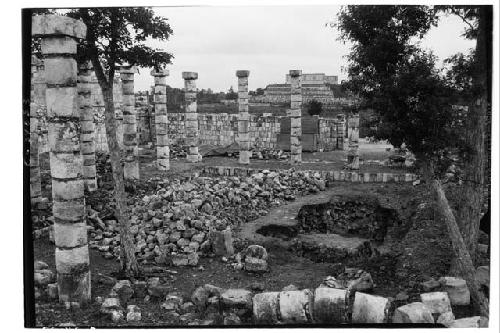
xmin=201 ymin=166 xmax=418 ymax=183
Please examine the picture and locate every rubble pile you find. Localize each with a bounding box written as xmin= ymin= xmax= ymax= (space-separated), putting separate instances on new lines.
xmin=87 ymin=170 xmax=328 ymax=264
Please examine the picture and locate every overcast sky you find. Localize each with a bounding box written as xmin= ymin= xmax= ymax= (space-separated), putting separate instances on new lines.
xmin=133 ymin=5 xmax=476 ymax=92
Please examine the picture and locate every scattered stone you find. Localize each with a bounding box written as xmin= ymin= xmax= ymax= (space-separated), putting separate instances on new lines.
xmin=395 ymin=291 xmax=409 ymax=301
xmin=448 ymin=316 xmax=482 ymax=328
xmin=352 ymin=292 xmax=390 ymax=323
xmin=439 ymin=277 xmax=470 ymax=306
xmin=221 ymin=289 xmax=253 ymax=309
xmin=110 ymin=310 xmax=124 ymax=323
xmin=172 ymin=252 xmax=199 ymax=266
xmin=161 ymin=294 xmax=183 ymax=312
xmin=243 ymin=245 xmax=268 ymax=273
xmin=148 ymin=283 xmax=171 ymax=298
xmin=392 ymin=302 xmax=434 ymax=324
xmin=223 ymin=312 xmax=242 ymax=325
xmin=112 ymin=280 xmax=135 ymax=304
xmin=282 ymin=284 xmax=299 ymax=291
xmin=421 ymin=278 xmax=441 ymax=292
xmin=420 ymin=292 xmax=452 ymax=315
xmin=34 ymin=261 xmax=49 ymax=271
xmin=248 ymin=282 xmax=265 ymax=292
xmin=347 ymin=271 xmax=373 ymax=292
xmin=211 ymin=228 xmax=235 ymax=257
xmin=126 ymin=305 xmax=142 ymax=322
xmin=436 ymin=311 xmax=455 ymax=327
xmin=279 ymin=289 xmax=313 ymax=324
xmin=101 ymin=297 xmax=121 ymax=316
xmin=34 ymin=269 xmax=55 ymax=286
xmin=253 ymin=292 xmax=280 ymax=324
xmin=180 ymin=301 xmax=196 ymax=314
xmin=313 ymin=287 xmax=347 ymax=323
xmin=47 ymin=283 xmax=58 ymax=299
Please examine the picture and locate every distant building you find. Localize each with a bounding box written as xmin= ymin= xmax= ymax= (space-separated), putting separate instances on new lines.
xmin=285 ymin=73 xmax=338 ymax=85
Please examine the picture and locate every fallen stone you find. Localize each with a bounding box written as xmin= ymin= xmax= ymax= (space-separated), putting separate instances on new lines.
xmin=282 ymin=284 xmax=299 ymax=291
xmin=245 ymin=257 xmax=268 ymax=273
xmin=221 ymin=289 xmax=253 ymax=309
xmin=112 ymin=280 xmax=134 ymax=304
xmin=352 ymin=292 xmax=390 ymax=323
xmin=126 ymin=305 xmax=141 ymax=322
xmin=420 ymin=292 xmax=452 ymax=315
xmin=253 ymin=292 xmax=280 ymax=324
xmin=34 ymin=269 xmax=55 ymax=286
xmin=101 ymin=297 xmax=121 ymax=314
xmin=448 ymin=316 xmax=481 ymax=328
xmin=110 ymin=310 xmax=124 ymax=323
xmin=47 ymin=283 xmax=58 ymax=299
xmin=223 ymin=312 xmax=242 ymax=325
xmin=392 ymin=302 xmax=434 ymax=324
xmin=180 ymin=301 xmax=196 ymax=314
xmin=211 ymin=228 xmax=234 ymax=257
xmin=161 ymin=294 xmax=183 ymax=312
xmin=313 ymin=287 xmax=347 ymax=323
xmin=279 ymin=289 xmax=313 ymax=324
xmin=347 ymin=271 xmax=373 ymax=292
xmin=421 ymin=278 xmax=441 ymax=292
xmin=34 ymin=260 xmax=49 ymax=271
xmin=436 ymin=311 xmax=455 ymax=327
xmin=439 ymin=277 xmax=470 ymax=306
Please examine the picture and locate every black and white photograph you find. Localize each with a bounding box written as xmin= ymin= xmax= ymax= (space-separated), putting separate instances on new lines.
xmin=15 ymin=0 xmax=498 ymax=329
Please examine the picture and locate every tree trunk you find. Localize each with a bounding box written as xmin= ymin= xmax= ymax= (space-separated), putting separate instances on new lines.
xmin=452 ymin=6 xmax=491 ymax=270
xmin=100 ymin=82 xmax=139 ymax=277
xmin=431 ymin=179 xmax=489 ymax=318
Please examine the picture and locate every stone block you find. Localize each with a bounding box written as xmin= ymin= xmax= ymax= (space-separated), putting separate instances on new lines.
xmin=279 ymin=289 xmax=313 ymax=323
xmin=439 ymin=277 xmax=470 ymax=305
xmin=448 ymin=316 xmax=481 ymax=328
xmin=313 ymin=287 xmax=347 ymax=323
xmin=44 ymin=58 xmax=77 ymax=85
xmin=41 ymin=36 xmax=77 ymax=54
xmin=253 ymin=292 xmax=280 ymax=324
xmin=53 ymin=222 xmax=88 ymax=248
xmin=32 ymin=14 xmax=87 ymax=39
xmin=351 ymin=292 xmax=390 ymax=323
xmin=392 ymin=302 xmax=434 ymax=324
xmin=55 ymin=246 xmax=90 ymax=274
xmin=221 ymin=289 xmax=253 ymax=309
xmin=420 ymin=292 xmax=452 ymax=315
xmin=46 ymin=87 xmax=78 ymax=117
xmin=436 ymin=311 xmax=455 ymax=327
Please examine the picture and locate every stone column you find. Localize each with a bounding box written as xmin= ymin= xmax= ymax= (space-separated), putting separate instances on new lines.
xmin=346 ymin=114 xmax=360 ymax=170
xmin=120 ymin=65 xmax=139 ymax=179
xmin=78 ymin=62 xmax=97 ymax=191
xmin=113 ymin=74 xmax=123 ymax=149
xmin=151 ymin=69 xmax=170 ymax=170
xmin=32 ymin=14 xmax=90 ymax=306
xmin=236 ymin=70 xmax=251 ymax=164
xmin=30 ymin=57 xmax=44 ymax=205
xmin=183 ymin=72 xmax=200 ymax=163
xmin=289 ymin=70 xmax=302 ymax=164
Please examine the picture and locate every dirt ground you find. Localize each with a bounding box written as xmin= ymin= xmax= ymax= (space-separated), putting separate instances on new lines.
xmin=31 ymin=147 xmax=487 ymax=327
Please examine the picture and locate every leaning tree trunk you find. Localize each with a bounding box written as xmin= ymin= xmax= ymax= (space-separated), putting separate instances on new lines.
xmin=100 ymin=82 xmax=139 ymax=277
xmin=452 ymin=6 xmax=491 ymax=271
xmin=432 ymin=179 xmax=489 ymax=318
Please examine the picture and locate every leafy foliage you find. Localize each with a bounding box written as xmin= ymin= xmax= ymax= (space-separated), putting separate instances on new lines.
xmin=66 ymin=7 xmax=173 ymax=87
xmin=336 ymin=5 xmax=464 ymax=164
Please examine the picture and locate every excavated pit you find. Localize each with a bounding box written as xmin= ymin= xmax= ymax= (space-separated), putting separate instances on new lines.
xmin=255 ymin=194 xmax=402 ymax=263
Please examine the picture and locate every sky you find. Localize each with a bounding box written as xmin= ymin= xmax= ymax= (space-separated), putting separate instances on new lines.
xmin=133 ymin=5 xmax=476 ymax=92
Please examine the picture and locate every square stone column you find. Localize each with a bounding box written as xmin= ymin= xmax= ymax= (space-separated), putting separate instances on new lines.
xmin=346 ymin=114 xmax=360 ymax=170
xmin=32 ymin=14 xmax=90 ymax=307
xmin=182 ymin=72 xmax=200 ymax=163
xmin=151 ymin=69 xmax=170 ymax=170
xmin=289 ymin=70 xmax=302 ymax=164
xmin=236 ymin=70 xmax=251 ymax=164
xmin=120 ymin=65 xmax=139 ymax=179
xmin=30 ymin=56 xmax=44 ymax=205
xmin=78 ymin=62 xmax=97 ymax=191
